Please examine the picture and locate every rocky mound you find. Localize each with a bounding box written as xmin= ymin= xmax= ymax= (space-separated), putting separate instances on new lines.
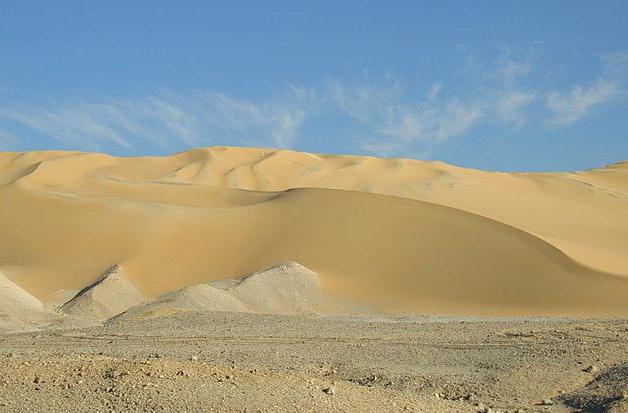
xmin=117 ymin=261 xmax=324 ymax=320
xmin=223 ymin=261 xmax=323 ymax=314
xmin=0 ymin=274 xmax=58 ymax=332
xmin=61 ymin=265 xmax=144 ymax=321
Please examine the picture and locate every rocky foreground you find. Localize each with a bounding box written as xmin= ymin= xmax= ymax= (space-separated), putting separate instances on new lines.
xmin=0 ymin=313 xmax=627 ymax=412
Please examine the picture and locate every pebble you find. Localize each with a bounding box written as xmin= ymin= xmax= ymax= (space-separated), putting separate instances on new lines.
xmin=541 ymin=398 xmax=554 ymax=405
xmin=584 ymin=365 xmax=599 ymax=374
xmin=189 ymin=356 xmax=199 ymax=361
xmin=322 ymin=386 xmax=336 ymax=395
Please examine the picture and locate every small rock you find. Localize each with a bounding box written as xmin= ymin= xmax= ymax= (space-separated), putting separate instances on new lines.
xmin=189 ymin=356 xmax=199 ymax=361
xmin=322 ymin=386 xmax=336 ymax=395
xmin=584 ymin=365 xmax=599 ymax=374
xmin=33 ymin=377 xmax=41 ymax=384
xmin=541 ymin=399 xmax=554 ymax=406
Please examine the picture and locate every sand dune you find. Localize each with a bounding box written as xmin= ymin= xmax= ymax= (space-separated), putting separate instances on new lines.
xmin=0 ymin=147 xmax=627 ymax=318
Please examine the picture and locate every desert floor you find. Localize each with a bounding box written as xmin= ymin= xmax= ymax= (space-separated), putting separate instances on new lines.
xmin=0 ymin=313 xmax=627 ymax=413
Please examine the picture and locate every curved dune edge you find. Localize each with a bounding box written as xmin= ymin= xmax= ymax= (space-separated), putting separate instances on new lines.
xmin=0 ymin=148 xmax=627 ymax=317
xmin=1 ymin=147 xmax=626 ymax=276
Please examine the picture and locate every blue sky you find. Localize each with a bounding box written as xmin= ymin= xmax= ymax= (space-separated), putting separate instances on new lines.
xmin=1 ymin=1 xmax=627 ymax=171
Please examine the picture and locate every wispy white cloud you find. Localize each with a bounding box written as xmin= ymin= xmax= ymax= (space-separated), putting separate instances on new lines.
xmin=545 ymin=81 xmax=618 ymax=126
xmin=543 ymin=51 xmax=627 ymax=126
xmin=377 ymin=101 xmax=482 ymax=144
xmin=495 ymin=90 xmax=536 ymax=126
xmin=0 ymin=87 xmax=319 ymax=151
xmin=329 ymin=82 xmax=482 ymax=155
xmin=493 ymin=60 xmax=531 ymax=85
xmin=0 ymin=48 xmax=625 ymax=157
xmin=0 ymin=104 xmax=133 ymax=149
xmin=196 ymin=86 xmax=319 ymax=148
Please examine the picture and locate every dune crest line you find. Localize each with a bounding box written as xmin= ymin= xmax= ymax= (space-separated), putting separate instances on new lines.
xmin=0 ymin=147 xmax=627 ymax=321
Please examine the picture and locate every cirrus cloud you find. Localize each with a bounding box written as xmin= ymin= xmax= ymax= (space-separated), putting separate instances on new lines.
xmin=0 ymin=49 xmax=626 ymax=157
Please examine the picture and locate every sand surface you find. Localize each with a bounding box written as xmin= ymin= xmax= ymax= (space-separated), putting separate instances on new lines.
xmin=0 ymin=147 xmax=627 ymax=321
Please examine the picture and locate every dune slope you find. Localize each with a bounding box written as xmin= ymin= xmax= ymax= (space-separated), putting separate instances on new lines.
xmin=0 ymin=147 xmax=627 ymax=317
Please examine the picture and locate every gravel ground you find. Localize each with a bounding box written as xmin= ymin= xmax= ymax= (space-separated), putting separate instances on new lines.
xmin=0 ymin=312 xmax=627 ymax=412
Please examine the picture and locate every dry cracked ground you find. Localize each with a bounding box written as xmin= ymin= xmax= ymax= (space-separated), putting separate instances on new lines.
xmin=0 ymin=313 xmax=627 ymax=413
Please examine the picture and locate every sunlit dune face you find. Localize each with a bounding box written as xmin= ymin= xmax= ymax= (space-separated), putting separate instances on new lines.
xmin=0 ymin=147 xmax=627 ymax=317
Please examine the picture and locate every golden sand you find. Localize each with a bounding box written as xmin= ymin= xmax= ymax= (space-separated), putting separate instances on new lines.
xmin=1 ymin=147 xmax=627 ymax=316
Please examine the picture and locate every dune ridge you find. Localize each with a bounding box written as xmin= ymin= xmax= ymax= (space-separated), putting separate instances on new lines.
xmin=1 ymin=147 xmax=627 ymax=318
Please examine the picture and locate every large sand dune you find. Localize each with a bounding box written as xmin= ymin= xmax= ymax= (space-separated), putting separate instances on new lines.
xmin=1 ymin=147 xmax=627 ymax=318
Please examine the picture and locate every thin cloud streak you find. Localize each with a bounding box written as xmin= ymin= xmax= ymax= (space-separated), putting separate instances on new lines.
xmin=0 ymin=88 xmax=319 ymax=151
xmin=329 ymin=82 xmax=483 ymax=155
xmin=0 ymin=50 xmax=625 ymax=156
xmin=495 ymin=90 xmax=536 ymax=126
xmin=544 ymin=52 xmax=628 ymax=126
xmin=545 ymin=81 xmax=618 ymax=126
